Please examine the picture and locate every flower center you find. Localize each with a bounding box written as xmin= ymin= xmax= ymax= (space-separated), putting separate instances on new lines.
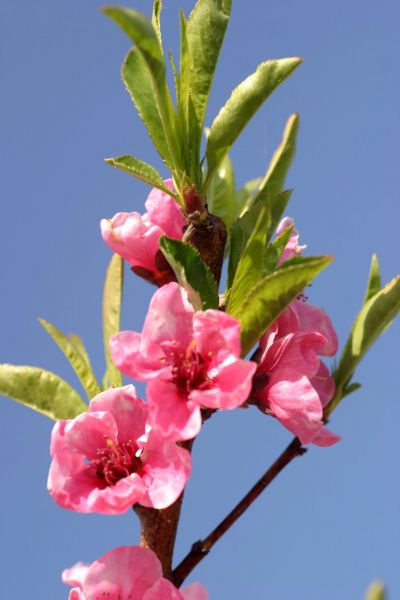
xmin=165 ymin=341 xmax=212 ymax=395
xmin=91 ymin=439 xmax=142 ymax=486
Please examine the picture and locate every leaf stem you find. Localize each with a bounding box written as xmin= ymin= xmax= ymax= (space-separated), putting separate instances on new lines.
xmin=172 ymin=436 xmax=306 ymax=587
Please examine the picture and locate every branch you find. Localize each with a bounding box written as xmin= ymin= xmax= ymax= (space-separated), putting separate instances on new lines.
xmin=172 ymin=436 xmax=306 ymax=587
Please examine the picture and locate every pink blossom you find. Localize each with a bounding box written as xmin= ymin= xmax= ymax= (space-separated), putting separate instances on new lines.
xmin=252 ymin=299 xmax=340 ymax=446
xmin=62 ymin=546 xmax=208 ymax=600
xmin=101 ymin=180 xmax=185 ymax=286
xmin=48 ymin=385 xmax=191 ymax=514
xmin=276 ymin=216 xmax=306 ymax=265
xmin=110 ymin=283 xmax=257 ymax=441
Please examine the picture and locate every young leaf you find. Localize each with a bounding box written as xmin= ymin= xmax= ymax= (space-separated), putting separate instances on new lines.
xmin=152 ymin=0 xmax=163 ymax=49
xmin=364 ymin=581 xmax=386 ymax=600
xmin=204 ymin=58 xmax=302 ymax=187
xmin=69 ymin=334 xmax=92 ymax=370
xmin=328 ymin=273 xmax=400 ymax=416
xmin=179 ymin=10 xmax=190 ymax=126
xmin=0 ymin=364 xmax=87 ymax=420
xmin=262 ymin=112 xmax=299 ymax=195
xmin=105 ymin=155 xmax=183 ymax=206
xmin=207 ymin=153 xmax=238 ymax=231
xmin=227 ymin=256 xmax=332 ymax=356
xmin=39 ymin=319 xmax=101 ymax=400
xmin=187 ymin=0 xmax=231 ymax=133
xmin=159 ymin=236 xmax=219 ymax=310
xmin=262 ymin=224 xmax=294 ymax=273
xmin=227 ymin=188 xmax=292 ymax=292
xmin=103 ymin=254 xmax=124 ymax=388
xmin=103 ymin=7 xmax=179 ymax=168
xmin=122 ymin=48 xmax=170 ymax=165
xmin=226 ymin=207 xmax=270 ymax=316
xmin=363 ymin=253 xmax=381 ymax=303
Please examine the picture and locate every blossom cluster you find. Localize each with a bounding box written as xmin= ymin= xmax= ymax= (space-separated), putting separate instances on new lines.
xmin=50 ymin=183 xmax=339 ymax=598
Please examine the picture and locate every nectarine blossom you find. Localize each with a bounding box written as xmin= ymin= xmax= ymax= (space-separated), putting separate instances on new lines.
xmin=276 ymin=216 xmax=306 ymax=265
xmin=110 ymin=283 xmax=257 ymax=441
xmin=101 ymin=180 xmax=184 ymax=286
xmin=48 ymin=385 xmax=191 ymax=514
xmin=62 ymin=546 xmax=208 ymax=600
xmin=252 ymin=299 xmax=340 ymax=446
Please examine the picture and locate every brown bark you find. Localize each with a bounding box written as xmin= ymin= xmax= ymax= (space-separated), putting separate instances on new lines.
xmin=183 ymin=211 xmax=227 ymax=284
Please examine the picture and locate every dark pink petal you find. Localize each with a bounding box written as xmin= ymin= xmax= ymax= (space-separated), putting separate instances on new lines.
xmin=143 ymin=578 xmax=185 ymax=600
xmin=147 ymin=380 xmax=202 ymax=441
xmin=267 ymin=375 xmax=324 ymax=445
xmin=54 ymin=412 xmax=118 ymax=460
xmin=89 ymin=385 xmax=147 ymax=444
xmin=193 ymin=310 xmax=242 ymax=359
xmin=101 ymin=212 xmax=162 ymax=272
xmin=292 ymin=300 xmax=338 ymax=356
xmin=140 ymin=431 xmax=191 ymax=508
xmin=110 ymin=331 xmax=168 ymax=380
xmin=145 ymin=179 xmax=185 ymax=240
xmin=310 ymin=361 xmax=335 ymax=408
xmin=263 ymin=333 xmax=322 ymax=381
xmin=83 ymin=547 xmax=162 ymax=599
xmin=190 ymin=359 xmax=256 ymax=410
xmin=141 ymin=283 xmax=194 ymax=350
xmin=181 ymin=583 xmax=209 ymax=600
xmin=311 ymin=427 xmax=341 ymax=447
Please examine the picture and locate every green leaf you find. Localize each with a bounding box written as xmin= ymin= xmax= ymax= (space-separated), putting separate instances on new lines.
xmin=0 ymin=364 xmax=86 ymax=420
xmin=328 ymin=273 xmax=400 ymax=416
xmin=103 ymin=7 xmax=179 ymax=168
xmin=187 ymin=0 xmax=231 ymax=133
xmin=363 ymin=253 xmax=381 ymax=303
xmin=105 ymin=155 xmax=183 ymax=206
xmin=39 ymin=319 xmax=101 ymax=400
xmin=152 ymin=0 xmax=163 ymax=49
xmin=122 ymin=48 xmax=170 ymax=164
xmin=159 ymin=236 xmax=219 ymax=310
xmin=364 ymin=581 xmax=386 ymax=600
xmin=226 ymin=189 xmax=292 ymax=291
xmin=227 ymin=256 xmax=332 ymax=356
xmin=227 ymin=206 xmax=270 ymax=316
xmin=103 ymin=254 xmax=124 ymax=388
xmin=262 ymin=224 xmax=294 ymax=273
xmin=69 ymin=334 xmax=92 ymax=369
xmin=207 ymin=154 xmax=238 ymax=231
xmin=204 ymin=58 xmax=302 ymax=187
xmin=179 ymin=10 xmax=190 ymax=126
xmin=263 ymin=112 xmax=299 ymax=195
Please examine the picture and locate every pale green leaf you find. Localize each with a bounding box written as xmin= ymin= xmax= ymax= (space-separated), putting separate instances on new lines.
xmin=105 ymin=155 xmax=183 ymax=206
xmin=262 ymin=224 xmax=294 ymax=273
xmin=228 ymin=256 xmax=332 ymax=356
xmin=152 ymin=0 xmax=163 ymax=49
xmin=69 ymin=334 xmax=92 ymax=370
xmin=263 ymin=112 xmax=299 ymax=195
xmin=159 ymin=236 xmax=219 ymax=310
xmin=103 ymin=254 xmax=124 ymax=388
xmin=122 ymin=48 xmax=170 ymax=164
xmin=187 ymin=0 xmax=231 ymax=132
xmin=207 ymin=154 xmax=237 ymax=230
xmin=0 ymin=364 xmax=86 ymax=420
xmin=103 ymin=7 xmax=179 ymax=167
xmin=39 ymin=319 xmax=101 ymax=400
xmin=364 ymin=581 xmax=386 ymax=600
xmin=328 ymin=273 xmax=400 ymax=416
xmin=227 ymin=206 xmax=270 ymax=316
xmin=205 ymin=58 xmax=302 ymax=187
xmin=363 ymin=253 xmax=381 ymax=304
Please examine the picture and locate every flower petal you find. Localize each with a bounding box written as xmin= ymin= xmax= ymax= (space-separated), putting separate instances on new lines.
xmin=145 ymin=179 xmax=185 ymax=240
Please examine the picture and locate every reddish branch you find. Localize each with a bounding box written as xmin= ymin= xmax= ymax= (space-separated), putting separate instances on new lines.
xmin=172 ymin=437 xmax=306 ymax=587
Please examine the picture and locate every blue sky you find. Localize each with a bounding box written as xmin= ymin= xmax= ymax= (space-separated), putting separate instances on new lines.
xmin=0 ymin=0 xmax=399 ymax=598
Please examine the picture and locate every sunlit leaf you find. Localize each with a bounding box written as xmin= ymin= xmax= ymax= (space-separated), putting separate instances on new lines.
xmin=263 ymin=112 xmax=299 ymax=195
xmin=103 ymin=254 xmax=124 ymax=388
xmin=0 ymin=364 xmax=86 ymax=420
xmin=39 ymin=319 xmax=100 ymax=400
xmin=363 ymin=253 xmax=381 ymax=304
xmin=205 ymin=58 xmax=302 ymax=187
xmin=228 ymin=256 xmax=332 ymax=356
xmin=159 ymin=236 xmax=219 ymax=310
